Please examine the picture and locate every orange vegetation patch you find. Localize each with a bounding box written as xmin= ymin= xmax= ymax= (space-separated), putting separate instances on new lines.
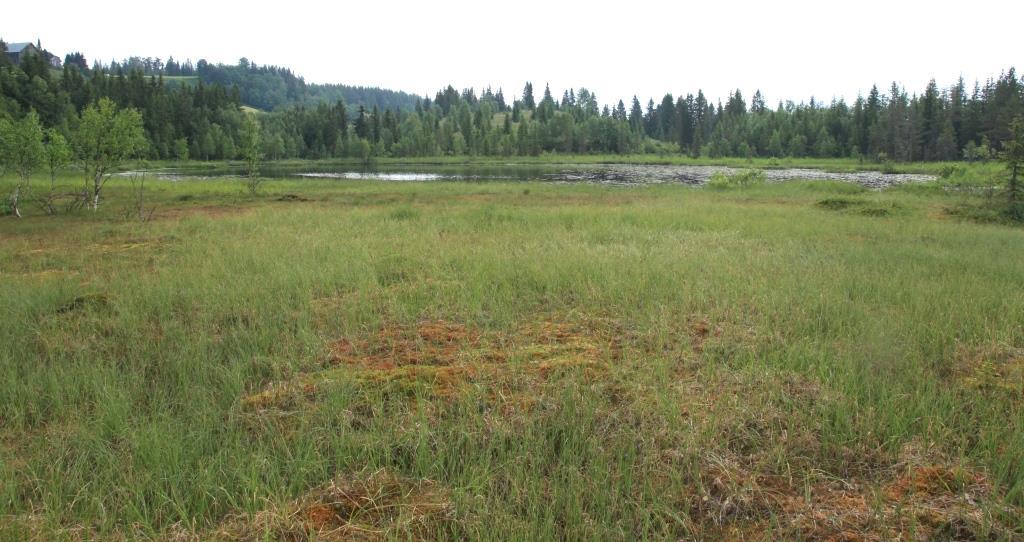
xmin=953 ymin=342 xmax=1024 ymax=397
xmin=241 ymin=379 xmax=318 ymax=412
xmin=209 ymin=469 xmax=453 ymax=541
xmin=674 ymin=370 xmax=1020 ymax=542
xmin=777 ymin=463 xmax=1003 ymax=541
xmin=687 ymin=317 xmax=718 ymax=353
xmin=686 ymin=444 xmax=1018 ymax=541
xmin=244 ymin=317 xmax=628 ymax=412
xmin=327 ymin=317 xmax=626 ymax=374
xmin=329 ymin=320 xmax=495 ymax=370
xmin=511 ymin=319 xmax=623 ymax=379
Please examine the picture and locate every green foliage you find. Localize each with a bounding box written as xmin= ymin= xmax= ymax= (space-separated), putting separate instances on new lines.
xmin=240 ymin=115 xmax=263 ymax=195
xmin=0 ymin=110 xmax=45 ymax=182
xmin=1 ymin=46 xmax=1022 ymax=163
xmin=195 ymin=59 xmax=421 ymax=112
xmin=241 ymin=116 xmax=261 ymax=175
xmin=172 ymin=137 xmax=189 ymax=160
xmin=705 ymin=169 xmax=766 ymax=190
xmin=74 ymin=98 xmax=146 ymax=210
xmin=0 ymin=111 xmax=45 ymax=217
xmin=43 ymin=128 xmax=71 ymax=185
xmin=1001 ymin=117 xmax=1024 ymax=217
xmin=817 ymin=197 xmax=903 ymax=217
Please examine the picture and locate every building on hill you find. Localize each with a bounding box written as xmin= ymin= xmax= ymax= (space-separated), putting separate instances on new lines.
xmin=5 ymin=41 xmax=61 ymax=68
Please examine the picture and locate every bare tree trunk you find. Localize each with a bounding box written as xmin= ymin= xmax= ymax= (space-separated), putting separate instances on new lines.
xmin=11 ymin=184 xmax=21 ymax=218
xmin=92 ymin=175 xmax=101 ymax=211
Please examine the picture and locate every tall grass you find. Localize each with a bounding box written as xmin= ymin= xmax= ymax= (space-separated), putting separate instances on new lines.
xmin=0 ymin=172 xmax=1022 ymax=539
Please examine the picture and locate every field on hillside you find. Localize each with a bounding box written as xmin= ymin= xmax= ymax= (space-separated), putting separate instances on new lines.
xmin=1 ymin=169 xmax=1023 ymax=540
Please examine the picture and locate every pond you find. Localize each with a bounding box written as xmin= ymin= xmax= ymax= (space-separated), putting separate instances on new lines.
xmin=133 ymin=163 xmax=936 ymax=189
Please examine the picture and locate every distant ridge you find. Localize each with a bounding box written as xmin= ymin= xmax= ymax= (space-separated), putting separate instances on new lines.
xmin=89 ymin=55 xmax=423 ymax=112
xmin=195 ymin=60 xmax=422 ymax=112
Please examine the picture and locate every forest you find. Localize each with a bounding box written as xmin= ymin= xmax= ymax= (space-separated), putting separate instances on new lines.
xmin=1 ymin=39 xmax=1023 ymax=162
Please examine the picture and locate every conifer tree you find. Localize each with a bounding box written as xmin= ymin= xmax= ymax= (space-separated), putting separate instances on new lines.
xmin=1002 ymin=117 xmax=1024 ymax=217
xmin=522 ymin=82 xmax=535 ymax=110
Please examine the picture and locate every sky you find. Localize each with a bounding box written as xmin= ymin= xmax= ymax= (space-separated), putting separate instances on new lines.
xmin=3 ymin=0 xmax=1022 ymax=108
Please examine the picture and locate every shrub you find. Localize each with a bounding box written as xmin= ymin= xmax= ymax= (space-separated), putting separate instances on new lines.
xmin=706 ymin=170 xmax=766 ymax=190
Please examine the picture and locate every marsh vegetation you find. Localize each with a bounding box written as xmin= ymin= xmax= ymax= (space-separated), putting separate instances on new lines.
xmin=1 ymin=170 xmax=1023 ymax=540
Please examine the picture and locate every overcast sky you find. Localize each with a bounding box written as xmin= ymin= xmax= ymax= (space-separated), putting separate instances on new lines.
xmin=3 ymin=0 xmax=1021 ymax=107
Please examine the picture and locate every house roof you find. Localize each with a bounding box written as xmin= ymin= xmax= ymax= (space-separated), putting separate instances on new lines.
xmin=7 ymin=42 xmax=33 ymax=53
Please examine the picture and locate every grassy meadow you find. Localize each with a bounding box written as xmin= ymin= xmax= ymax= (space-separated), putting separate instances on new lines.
xmin=1 ymin=166 xmax=1023 ymax=540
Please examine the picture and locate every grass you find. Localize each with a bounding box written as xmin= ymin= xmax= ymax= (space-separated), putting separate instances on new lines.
xmin=1 ymin=168 xmax=1023 ymax=540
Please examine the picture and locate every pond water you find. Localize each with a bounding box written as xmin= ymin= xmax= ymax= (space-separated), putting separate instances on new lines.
xmin=135 ymin=163 xmax=936 ymax=189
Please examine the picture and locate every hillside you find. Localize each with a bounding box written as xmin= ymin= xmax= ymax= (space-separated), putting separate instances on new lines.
xmin=195 ymin=59 xmax=422 ymax=112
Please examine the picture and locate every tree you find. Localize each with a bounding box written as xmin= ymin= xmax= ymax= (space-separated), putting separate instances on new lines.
xmin=1001 ymin=117 xmax=1024 ymax=217
xmin=0 ymin=112 xmax=46 ymax=218
xmin=35 ymin=128 xmax=74 ymax=214
xmin=74 ymin=98 xmax=147 ymax=211
xmin=240 ymin=114 xmax=263 ymax=194
xmin=751 ymin=90 xmax=766 ymax=114
xmin=767 ymin=132 xmax=784 ymax=157
xmin=44 ymin=129 xmax=72 ymax=188
xmin=628 ymin=97 xmax=644 ymax=133
xmin=522 ymin=82 xmax=535 ymax=110
xmin=173 ymin=138 xmax=190 ymax=160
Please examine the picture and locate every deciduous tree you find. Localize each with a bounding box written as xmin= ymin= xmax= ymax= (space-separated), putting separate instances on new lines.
xmin=0 ymin=111 xmax=45 ymax=218
xmin=241 ymin=114 xmax=263 ymax=194
xmin=74 ymin=98 xmax=146 ymax=211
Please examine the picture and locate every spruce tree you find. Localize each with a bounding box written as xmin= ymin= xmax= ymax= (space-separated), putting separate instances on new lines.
xmin=1001 ymin=117 xmax=1024 ymax=217
xmin=522 ymin=82 xmax=535 ymax=110
xmin=629 ymin=97 xmax=644 ymax=133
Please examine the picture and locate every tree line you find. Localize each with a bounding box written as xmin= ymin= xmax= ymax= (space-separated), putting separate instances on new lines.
xmin=1 ymin=38 xmax=1023 ymax=164
xmin=247 ymin=73 xmax=1024 ymax=163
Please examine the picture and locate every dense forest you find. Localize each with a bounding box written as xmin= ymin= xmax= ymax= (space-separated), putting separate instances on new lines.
xmin=91 ymin=56 xmax=421 ymax=112
xmin=2 ymin=39 xmax=1022 ymax=162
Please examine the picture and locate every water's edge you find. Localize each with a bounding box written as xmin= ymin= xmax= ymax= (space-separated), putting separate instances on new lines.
xmin=124 ymin=163 xmax=936 ymax=189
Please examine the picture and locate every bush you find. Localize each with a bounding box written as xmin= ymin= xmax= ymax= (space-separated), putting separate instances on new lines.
xmin=945 ymin=202 xmax=1024 ymax=225
xmin=817 ymin=198 xmax=862 ymax=211
xmin=705 ymin=169 xmax=766 ymax=190
xmin=938 ymin=164 xmax=966 ymax=179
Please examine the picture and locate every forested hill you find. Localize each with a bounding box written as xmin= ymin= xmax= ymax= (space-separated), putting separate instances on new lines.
xmin=91 ymin=56 xmax=422 ymax=112
xmin=151 ymin=57 xmax=415 ymax=111
xmin=194 ymin=59 xmax=421 ymax=111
